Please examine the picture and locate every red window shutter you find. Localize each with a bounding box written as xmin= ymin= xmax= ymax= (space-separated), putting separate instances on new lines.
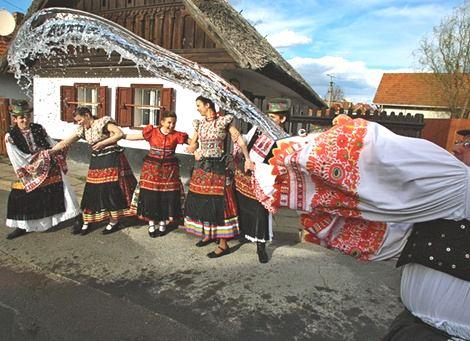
xmin=116 ymin=87 xmax=134 ymax=127
xmin=160 ymin=87 xmax=175 ymax=112
xmin=60 ymin=86 xmax=76 ymax=122
xmin=97 ymin=86 xmax=109 ymax=118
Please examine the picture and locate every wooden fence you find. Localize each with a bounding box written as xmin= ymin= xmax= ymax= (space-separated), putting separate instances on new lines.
xmin=287 ymin=108 xmax=425 ymax=138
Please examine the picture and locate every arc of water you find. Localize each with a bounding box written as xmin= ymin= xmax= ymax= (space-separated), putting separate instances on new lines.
xmin=7 ymin=7 xmax=287 ymax=139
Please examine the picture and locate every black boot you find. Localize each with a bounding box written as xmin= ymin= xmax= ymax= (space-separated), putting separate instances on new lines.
xmin=257 ymin=242 xmax=268 ymax=263
xmin=6 ymin=228 xmax=27 ymax=240
xmin=72 ymin=215 xmax=83 ymax=235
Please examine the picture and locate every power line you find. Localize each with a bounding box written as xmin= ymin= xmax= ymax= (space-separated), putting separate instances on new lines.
xmin=0 ymin=0 xmax=27 ymax=12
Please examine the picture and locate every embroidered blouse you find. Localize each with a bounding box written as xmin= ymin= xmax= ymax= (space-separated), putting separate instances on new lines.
xmin=193 ymin=114 xmax=233 ymax=158
xmin=142 ymin=125 xmax=188 ymax=159
xmin=75 ymin=116 xmax=115 ymax=145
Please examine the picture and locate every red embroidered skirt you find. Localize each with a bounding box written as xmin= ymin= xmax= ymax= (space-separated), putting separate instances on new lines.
xmin=81 ymin=146 xmax=137 ymax=223
xmin=184 ymin=158 xmax=239 ymax=239
xmin=131 ymin=154 xmax=183 ymax=222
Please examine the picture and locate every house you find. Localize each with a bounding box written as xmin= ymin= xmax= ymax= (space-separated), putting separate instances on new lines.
xmin=374 ymin=72 xmax=470 ymax=151
xmin=373 ymin=73 xmax=469 ymax=119
xmin=0 ymin=0 xmax=326 ymax=166
xmin=0 ymin=12 xmax=27 ymax=100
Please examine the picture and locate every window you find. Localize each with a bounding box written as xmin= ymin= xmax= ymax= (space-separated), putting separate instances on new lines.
xmin=116 ymin=84 xmax=174 ymax=128
xmin=134 ymin=87 xmax=160 ymax=126
xmin=60 ymin=83 xmax=108 ymax=122
xmin=77 ymin=85 xmax=99 ymax=117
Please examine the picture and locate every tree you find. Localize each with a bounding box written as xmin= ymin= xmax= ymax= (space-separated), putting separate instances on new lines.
xmin=415 ymin=1 xmax=470 ymax=118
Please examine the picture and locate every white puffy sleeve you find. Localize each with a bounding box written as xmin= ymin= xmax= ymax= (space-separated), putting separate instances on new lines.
xmin=256 ymin=116 xmax=470 ymax=223
xmin=5 ymin=133 xmax=35 ymax=175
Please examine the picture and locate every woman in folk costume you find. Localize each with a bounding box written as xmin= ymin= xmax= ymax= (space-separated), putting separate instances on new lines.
xmin=184 ymin=95 xmax=254 ymax=258
xmin=254 ymin=114 xmax=470 ymax=339
xmin=233 ymin=98 xmax=290 ymax=263
xmin=51 ymin=107 xmax=137 ymax=235
xmin=254 ymin=113 xmax=469 ymax=222
xmin=126 ymin=112 xmax=189 ymax=237
xmin=4 ymin=100 xmax=81 ymax=240
xmin=251 ymin=113 xmax=466 ymax=260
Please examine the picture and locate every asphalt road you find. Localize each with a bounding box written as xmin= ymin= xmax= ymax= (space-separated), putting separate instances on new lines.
xmin=0 ymin=189 xmax=404 ymax=341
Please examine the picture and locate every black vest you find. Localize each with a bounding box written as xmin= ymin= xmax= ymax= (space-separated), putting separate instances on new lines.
xmin=8 ymin=123 xmax=51 ymax=154
xmin=396 ymin=219 xmax=470 ymax=281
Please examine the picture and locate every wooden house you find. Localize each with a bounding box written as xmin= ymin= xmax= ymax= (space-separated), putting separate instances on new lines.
xmin=0 ymin=0 xmax=326 ymax=164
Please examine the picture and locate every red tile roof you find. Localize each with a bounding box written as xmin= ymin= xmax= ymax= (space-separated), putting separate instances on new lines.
xmin=373 ymin=73 xmax=469 ymax=108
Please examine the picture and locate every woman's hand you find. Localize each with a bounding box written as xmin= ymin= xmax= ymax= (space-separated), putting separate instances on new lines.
xmin=194 ymin=150 xmax=202 ymax=161
xmin=50 ymin=141 xmax=66 ymax=153
xmin=92 ymin=141 xmax=106 ymax=151
xmin=332 ymin=114 xmax=352 ymax=126
xmin=244 ymin=159 xmax=255 ymax=173
xmin=186 ymin=144 xmax=197 ymax=154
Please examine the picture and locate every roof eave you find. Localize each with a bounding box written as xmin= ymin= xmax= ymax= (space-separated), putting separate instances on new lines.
xmin=259 ymin=62 xmax=327 ymax=108
xmin=374 ymin=102 xmax=450 ymax=109
xmin=183 ymin=0 xmax=326 ymax=108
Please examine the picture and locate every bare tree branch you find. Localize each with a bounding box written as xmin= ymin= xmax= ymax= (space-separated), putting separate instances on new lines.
xmin=414 ymin=1 xmax=470 ymax=118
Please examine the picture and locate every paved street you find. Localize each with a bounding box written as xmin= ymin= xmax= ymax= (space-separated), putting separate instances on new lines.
xmin=0 ymin=156 xmax=404 ymax=340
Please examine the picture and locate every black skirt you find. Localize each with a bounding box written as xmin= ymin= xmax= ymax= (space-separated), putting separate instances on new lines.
xmin=136 ymin=187 xmax=182 ymax=221
xmin=236 ymin=190 xmax=270 ymax=242
xmin=7 ymin=181 xmax=65 ymax=220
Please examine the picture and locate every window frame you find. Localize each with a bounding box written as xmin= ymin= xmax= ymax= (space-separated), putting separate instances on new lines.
xmin=115 ymin=84 xmax=175 ymax=129
xmin=60 ymin=83 xmax=109 ymax=122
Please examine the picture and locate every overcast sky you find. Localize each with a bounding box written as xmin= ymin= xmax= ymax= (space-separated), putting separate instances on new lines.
xmin=2 ymin=0 xmax=464 ymax=103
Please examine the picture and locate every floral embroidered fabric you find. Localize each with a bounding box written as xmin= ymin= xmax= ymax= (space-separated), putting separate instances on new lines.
xmin=301 ymin=212 xmax=386 ymax=261
xmin=305 ymin=118 xmax=368 ymax=217
xmin=76 ymin=116 xmax=114 ymax=145
xmin=193 ymin=115 xmax=233 ymax=158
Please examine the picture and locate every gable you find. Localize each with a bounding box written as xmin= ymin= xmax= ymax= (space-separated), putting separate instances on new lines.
xmin=74 ymin=0 xmax=236 ymax=70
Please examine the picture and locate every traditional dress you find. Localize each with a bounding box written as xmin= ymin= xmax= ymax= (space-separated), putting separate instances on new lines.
xmin=301 ymin=213 xmax=413 ymax=261
xmin=76 ymin=117 xmax=137 ymax=223
xmin=233 ymin=127 xmax=275 ymax=242
xmin=252 ymin=115 xmax=470 ymax=339
xmin=254 ymin=115 xmax=469 ymax=222
xmin=130 ymin=125 xmax=188 ymax=222
xmin=184 ymin=114 xmax=240 ymax=240
xmin=5 ymin=123 xmax=81 ymax=231
xmin=390 ymin=219 xmax=470 ymax=340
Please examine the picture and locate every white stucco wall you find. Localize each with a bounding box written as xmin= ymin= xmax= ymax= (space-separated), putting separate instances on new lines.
xmin=33 ymin=76 xmax=201 ymax=153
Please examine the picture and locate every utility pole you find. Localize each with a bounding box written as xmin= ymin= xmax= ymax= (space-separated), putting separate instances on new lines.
xmin=326 ymin=74 xmax=336 ymax=108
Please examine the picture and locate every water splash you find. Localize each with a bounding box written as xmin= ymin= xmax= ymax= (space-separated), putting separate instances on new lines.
xmin=7 ymin=7 xmax=287 ymax=139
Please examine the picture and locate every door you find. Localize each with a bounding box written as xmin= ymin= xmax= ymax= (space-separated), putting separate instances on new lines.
xmin=0 ymin=97 xmax=10 ymax=156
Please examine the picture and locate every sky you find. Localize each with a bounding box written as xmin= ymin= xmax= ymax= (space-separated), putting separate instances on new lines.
xmin=228 ymin=0 xmax=465 ymax=103
xmin=0 ymin=0 xmax=464 ymax=103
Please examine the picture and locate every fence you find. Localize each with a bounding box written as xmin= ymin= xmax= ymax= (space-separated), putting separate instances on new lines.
xmin=287 ymin=108 xmax=425 ymax=138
